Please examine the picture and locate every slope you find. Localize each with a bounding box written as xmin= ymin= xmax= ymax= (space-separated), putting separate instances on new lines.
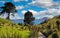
xmin=38 ymin=15 xmax=60 ymax=38
xmin=0 ymin=18 xmax=30 ymax=38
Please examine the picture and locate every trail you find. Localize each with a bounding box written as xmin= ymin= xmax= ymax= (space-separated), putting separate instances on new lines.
xmin=38 ymin=32 xmax=46 ymax=38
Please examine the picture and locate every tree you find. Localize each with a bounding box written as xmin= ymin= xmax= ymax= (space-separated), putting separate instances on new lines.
xmin=0 ymin=2 xmax=17 ymax=20
xmin=24 ymin=11 xmax=35 ymax=25
xmin=18 ymin=23 xmax=22 ymax=25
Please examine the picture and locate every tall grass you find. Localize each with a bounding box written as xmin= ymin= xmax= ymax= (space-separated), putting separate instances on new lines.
xmin=0 ymin=15 xmax=60 ymax=38
xmin=0 ymin=18 xmax=30 ymax=38
xmin=0 ymin=25 xmax=30 ymax=38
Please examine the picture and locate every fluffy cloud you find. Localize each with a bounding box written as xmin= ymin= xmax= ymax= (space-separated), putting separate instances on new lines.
xmin=21 ymin=8 xmax=60 ymax=19
xmin=36 ymin=15 xmax=54 ymax=19
xmin=0 ymin=13 xmax=7 ymax=19
xmin=10 ymin=13 xmax=22 ymax=19
xmin=27 ymin=0 xmax=60 ymax=19
xmin=1 ymin=8 xmax=59 ymax=19
xmin=14 ymin=0 xmax=28 ymax=2
xmin=38 ymin=8 xmax=60 ymax=18
xmin=29 ymin=10 xmax=38 ymax=16
xmin=21 ymin=10 xmax=27 ymax=15
xmin=21 ymin=10 xmax=38 ymax=16
xmin=16 ymin=6 xmax=24 ymax=10
xmin=0 ymin=13 xmax=22 ymax=19
xmin=43 ymin=15 xmax=54 ymax=18
xmin=29 ymin=0 xmax=60 ymax=9
xmin=38 ymin=9 xmax=60 ymax=16
xmin=29 ymin=0 xmax=53 ymax=8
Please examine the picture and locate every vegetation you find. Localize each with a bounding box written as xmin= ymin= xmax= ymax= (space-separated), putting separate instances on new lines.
xmin=0 ymin=2 xmax=60 ymax=37
xmin=0 ymin=18 xmax=30 ymax=38
xmin=0 ymin=2 xmax=17 ymax=20
xmin=0 ymin=14 xmax=60 ymax=38
xmin=38 ymin=15 xmax=60 ymax=38
xmin=0 ymin=15 xmax=60 ymax=38
xmin=24 ymin=11 xmax=35 ymax=25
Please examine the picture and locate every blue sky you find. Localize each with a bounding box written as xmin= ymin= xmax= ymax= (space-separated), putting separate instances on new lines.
xmin=0 ymin=0 xmax=60 ymax=19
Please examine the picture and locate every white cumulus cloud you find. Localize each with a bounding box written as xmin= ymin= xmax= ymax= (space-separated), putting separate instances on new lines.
xmin=29 ymin=0 xmax=60 ymax=9
xmin=16 ymin=6 xmax=24 ymax=10
xmin=21 ymin=10 xmax=38 ymax=16
xmin=10 ymin=13 xmax=22 ymax=19
xmin=0 ymin=13 xmax=22 ymax=20
xmin=29 ymin=0 xmax=53 ymax=8
xmin=43 ymin=15 xmax=54 ymax=18
xmin=21 ymin=10 xmax=27 ymax=15
xmin=38 ymin=8 xmax=60 ymax=16
xmin=21 ymin=8 xmax=60 ymax=19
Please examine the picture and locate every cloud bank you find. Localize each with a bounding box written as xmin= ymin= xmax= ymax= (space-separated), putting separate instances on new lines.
xmin=29 ymin=0 xmax=60 ymax=9
xmin=21 ymin=8 xmax=60 ymax=19
xmin=25 ymin=0 xmax=60 ymax=19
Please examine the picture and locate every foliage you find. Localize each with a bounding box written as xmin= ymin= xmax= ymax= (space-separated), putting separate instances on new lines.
xmin=0 ymin=18 xmax=30 ymax=38
xmin=0 ymin=2 xmax=17 ymax=20
xmin=18 ymin=23 xmax=23 ymax=25
xmin=24 ymin=11 xmax=35 ymax=25
xmin=0 ymin=15 xmax=60 ymax=38
xmin=38 ymin=15 xmax=60 ymax=38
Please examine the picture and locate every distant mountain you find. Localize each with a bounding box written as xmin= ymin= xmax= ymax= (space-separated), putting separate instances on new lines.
xmin=11 ymin=17 xmax=48 ymax=25
xmin=34 ymin=17 xmax=48 ymax=25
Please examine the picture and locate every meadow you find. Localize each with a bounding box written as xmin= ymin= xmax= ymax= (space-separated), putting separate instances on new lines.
xmin=0 ymin=15 xmax=60 ymax=38
xmin=0 ymin=18 xmax=30 ymax=38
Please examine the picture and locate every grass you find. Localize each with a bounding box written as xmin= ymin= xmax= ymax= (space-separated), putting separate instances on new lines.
xmin=0 ymin=18 xmax=30 ymax=38
xmin=0 ymin=15 xmax=60 ymax=38
xmin=38 ymin=15 xmax=60 ymax=38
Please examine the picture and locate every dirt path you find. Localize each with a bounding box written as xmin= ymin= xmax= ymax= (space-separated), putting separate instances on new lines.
xmin=38 ymin=32 xmax=46 ymax=38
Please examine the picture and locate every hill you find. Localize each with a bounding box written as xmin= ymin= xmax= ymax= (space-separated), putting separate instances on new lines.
xmin=0 ymin=18 xmax=30 ymax=38
xmin=38 ymin=15 xmax=60 ymax=38
xmin=0 ymin=15 xmax=60 ymax=38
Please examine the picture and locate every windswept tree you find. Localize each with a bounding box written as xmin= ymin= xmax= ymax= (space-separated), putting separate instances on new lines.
xmin=0 ymin=2 xmax=17 ymax=20
xmin=24 ymin=11 xmax=35 ymax=25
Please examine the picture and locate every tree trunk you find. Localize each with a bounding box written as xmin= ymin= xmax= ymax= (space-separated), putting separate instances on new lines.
xmin=6 ymin=13 xmax=10 ymax=20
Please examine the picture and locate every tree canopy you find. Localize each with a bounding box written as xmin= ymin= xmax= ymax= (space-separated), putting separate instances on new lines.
xmin=24 ymin=11 xmax=35 ymax=25
xmin=0 ymin=2 xmax=17 ymax=20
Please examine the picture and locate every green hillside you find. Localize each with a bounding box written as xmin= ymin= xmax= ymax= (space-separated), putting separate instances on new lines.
xmin=0 ymin=18 xmax=30 ymax=38
xmin=38 ymin=15 xmax=60 ymax=38
xmin=0 ymin=15 xmax=60 ymax=38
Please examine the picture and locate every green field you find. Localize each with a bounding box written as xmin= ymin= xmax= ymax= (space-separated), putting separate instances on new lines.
xmin=0 ymin=18 xmax=30 ymax=38
xmin=0 ymin=15 xmax=60 ymax=38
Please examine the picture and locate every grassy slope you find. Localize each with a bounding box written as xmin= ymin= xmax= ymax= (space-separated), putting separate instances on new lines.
xmin=0 ymin=15 xmax=60 ymax=38
xmin=38 ymin=15 xmax=60 ymax=38
xmin=0 ymin=18 xmax=30 ymax=38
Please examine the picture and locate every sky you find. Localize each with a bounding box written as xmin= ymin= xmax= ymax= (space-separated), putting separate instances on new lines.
xmin=0 ymin=0 xmax=60 ymax=19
